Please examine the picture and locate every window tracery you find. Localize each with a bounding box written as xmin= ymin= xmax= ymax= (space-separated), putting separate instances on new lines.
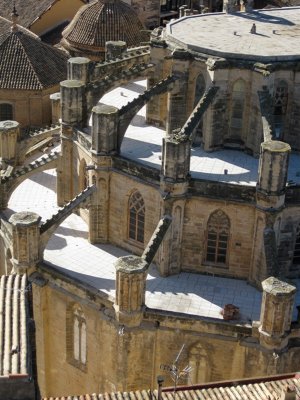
xmin=128 ymin=191 xmax=145 ymax=243
xmin=67 ymin=305 xmax=87 ymax=370
xmin=292 ymin=224 xmax=300 ymax=265
xmin=206 ymin=210 xmax=230 ymax=266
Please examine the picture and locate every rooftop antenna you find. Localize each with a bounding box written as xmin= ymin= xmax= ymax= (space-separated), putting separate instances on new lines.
xmin=160 ymin=344 xmax=192 ymax=399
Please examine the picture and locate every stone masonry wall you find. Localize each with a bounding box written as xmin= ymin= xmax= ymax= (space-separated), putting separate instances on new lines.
xmin=32 ymin=276 xmax=300 ymax=398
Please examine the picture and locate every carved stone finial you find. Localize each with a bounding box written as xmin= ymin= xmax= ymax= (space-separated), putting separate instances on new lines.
xmin=11 ymin=3 xmax=19 ymax=33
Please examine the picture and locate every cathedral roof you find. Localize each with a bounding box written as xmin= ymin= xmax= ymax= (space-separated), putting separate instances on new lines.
xmin=62 ymin=0 xmax=144 ymax=51
xmin=0 ymin=274 xmax=31 ymax=377
xmin=0 ymin=17 xmax=67 ymax=90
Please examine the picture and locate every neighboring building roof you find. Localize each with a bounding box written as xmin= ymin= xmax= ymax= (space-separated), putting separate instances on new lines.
xmin=0 ymin=17 xmax=67 ymax=90
xmin=42 ymin=373 xmax=300 ymax=400
xmin=0 ymin=274 xmax=30 ymax=376
xmin=0 ymin=0 xmax=87 ymax=29
xmin=62 ymin=0 xmax=144 ymax=50
xmin=0 ymin=0 xmax=56 ymax=28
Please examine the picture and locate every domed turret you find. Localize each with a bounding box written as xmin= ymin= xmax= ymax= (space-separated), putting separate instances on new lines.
xmin=61 ymin=0 xmax=145 ymax=61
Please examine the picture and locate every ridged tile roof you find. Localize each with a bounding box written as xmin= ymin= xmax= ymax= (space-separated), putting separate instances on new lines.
xmin=62 ymin=0 xmax=144 ymax=50
xmin=0 ymin=20 xmax=67 ymax=90
xmin=42 ymin=373 xmax=300 ymax=400
xmin=0 ymin=0 xmax=60 ymax=28
xmin=0 ymin=274 xmax=30 ymax=376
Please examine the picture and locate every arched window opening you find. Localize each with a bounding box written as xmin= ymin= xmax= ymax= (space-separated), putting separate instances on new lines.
xmin=128 ymin=191 xmax=145 ymax=243
xmin=273 ymin=80 xmax=288 ymax=139
xmin=293 ymin=225 xmax=300 ymax=265
xmin=229 ymin=79 xmax=246 ymax=142
xmin=67 ymin=305 xmax=87 ymax=369
xmin=0 ymin=103 xmax=13 ymax=121
xmin=193 ymin=73 xmax=206 ymax=147
xmin=206 ymin=210 xmax=230 ymax=266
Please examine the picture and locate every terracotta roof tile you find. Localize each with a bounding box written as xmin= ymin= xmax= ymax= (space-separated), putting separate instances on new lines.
xmin=0 ymin=0 xmax=60 ymax=28
xmin=0 ymin=274 xmax=30 ymax=376
xmin=62 ymin=0 xmax=144 ymax=50
xmin=42 ymin=374 xmax=300 ymax=400
xmin=0 ymin=20 xmax=67 ymax=90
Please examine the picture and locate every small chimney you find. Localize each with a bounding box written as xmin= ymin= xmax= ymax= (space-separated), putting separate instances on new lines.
xmin=157 ymin=376 xmax=164 ymax=400
xmin=280 ymin=386 xmax=297 ymax=400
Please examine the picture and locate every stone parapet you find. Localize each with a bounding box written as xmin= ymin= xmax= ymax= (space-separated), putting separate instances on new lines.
xmin=114 ymin=255 xmax=148 ymax=327
xmin=0 ymin=120 xmax=19 ymax=166
xmin=259 ymin=277 xmax=296 ymax=350
xmin=9 ymin=211 xmax=41 ymax=274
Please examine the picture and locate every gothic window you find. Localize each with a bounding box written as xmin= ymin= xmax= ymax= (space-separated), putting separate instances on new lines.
xmin=67 ymin=305 xmax=87 ymax=370
xmin=229 ymin=79 xmax=245 ymax=140
xmin=0 ymin=103 xmax=13 ymax=121
xmin=206 ymin=210 xmax=230 ymax=266
xmin=293 ymin=225 xmax=300 ymax=265
xmin=193 ymin=73 xmax=206 ymax=146
xmin=273 ymin=80 xmax=288 ymax=139
xmin=128 ymin=191 xmax=145 ymax=243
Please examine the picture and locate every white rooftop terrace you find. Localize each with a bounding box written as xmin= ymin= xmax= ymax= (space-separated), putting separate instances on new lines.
xmin=100 ymin=80 xmax=300 ymax=186
xmin=3 ymin=82 xmax=300 ymax=322
xmin=166 ymin=7 xmax=300 ymax=62
xmin=5 ymin=167 xmax=300 ymax=322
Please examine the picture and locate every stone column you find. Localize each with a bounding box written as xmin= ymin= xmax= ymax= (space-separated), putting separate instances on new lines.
xmin=114 ymin=255 xmax=148 ymax=327
xmin=146 ymin=39 xmax=170 ymax=127
xmin=257 ymin=140 xmax=290 ymax=210
xmin=166 ymin=49 xmax=191 ymax=136
xmin=259 ymin=277 xmax=296 ymax=350
xmin=9 ymin=211 xmax=41 ymax=274
xmin=67 ymin=57 xmax=91 ymax=82
xmin=0 ymin=120 xmax=19 ymax=166
xmin=105 ymin=41 xmax=127 ymax=61
xmin=250 ymin=141 xmax=290 ymax=286
xmin=58 ymin=80 xmax=86 ymax=205
xmin=162 ymin=136 xmax=190 ymax=184
xmin=50 ymin=93 xmax=61 ymax=125
xmin=91 ymin=104 xmax=119 ymax=155
xmin=60 ymin=80 xmax=85 ymax=127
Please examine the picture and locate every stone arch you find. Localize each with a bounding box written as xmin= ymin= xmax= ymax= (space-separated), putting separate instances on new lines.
xmin=193 ymin=72 xmax=206 ymax=147
xmin=0 ymin=103 xmax=13 ymax=121
xmin=228 ymin=78 xmax=246 ymax=144
xmin=273 ymin=79 xmax=288 ymax=139
xmin=205 ymin=209 xmax=230 ymax=266
xmin=127 ymin=189 xmax=145 ymax=244
xmin=189 ymin=343 xmax=211 ymax=384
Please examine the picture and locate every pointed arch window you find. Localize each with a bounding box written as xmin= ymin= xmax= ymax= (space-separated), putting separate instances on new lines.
xmin=293 ymin=224 xmax=300 ymax=265
xmin=0 ymin=103 xmax=13 ymax=121
xmin=206 ymin=210 xmax=230 ymax=266
xmin=67 ymin=305 xmax=87 ymax=371
xmin=128 ymin=191 xmax=145 ymax=243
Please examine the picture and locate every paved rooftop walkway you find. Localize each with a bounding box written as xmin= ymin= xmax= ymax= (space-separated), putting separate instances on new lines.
xmin=3 ymin=165 xmax=267 ymax=322
xmin=100 ymin=80 xmax=300 ymax=186
xmin=5 ymin=165 xmax=299 ymax=323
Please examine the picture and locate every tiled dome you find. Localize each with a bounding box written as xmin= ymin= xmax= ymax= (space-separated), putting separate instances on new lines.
xmin=61 ymin=0 xmax=144 ymax=60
